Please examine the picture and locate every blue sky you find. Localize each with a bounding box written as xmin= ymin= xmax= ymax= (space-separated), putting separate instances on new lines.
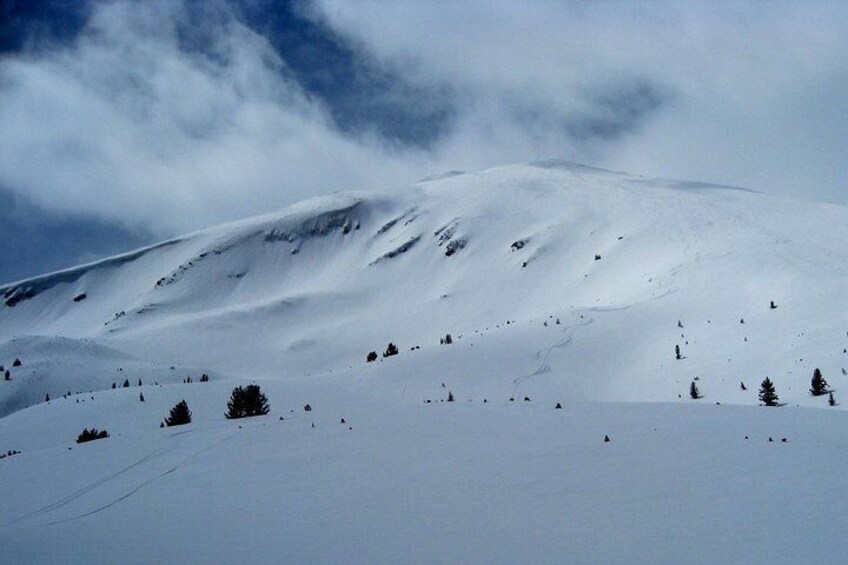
xmin=1 ymin=0 xmax=847 ymax=284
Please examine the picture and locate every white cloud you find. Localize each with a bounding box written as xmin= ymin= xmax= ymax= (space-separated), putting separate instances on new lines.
xmin=317 ymin=0 xmax=848 ymax=201
xmin=0 ymin=0 xmax=436 ymax=234
xmin=1 ymin=0 xmax=846 ymax=240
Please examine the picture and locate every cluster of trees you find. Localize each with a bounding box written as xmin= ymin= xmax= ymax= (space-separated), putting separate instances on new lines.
xmin=78 ymin=385 xmax=272 ymax=444
xmin=225 ymin=385 xmax=270 ymax=419
xmin=76 ymin=428 xmax=109 ymax=443
xmin=2 ymin=360 xmax=20 ymax=380
xmin=689 ymin=368 xmax=836 ymax=407
xmin=0 ymin=359 xmax=23 ymax=382
xmin=183 ymin=374 xmax=209 ymax=384
xmin=366 ymin=343 xmax=400 ymax=362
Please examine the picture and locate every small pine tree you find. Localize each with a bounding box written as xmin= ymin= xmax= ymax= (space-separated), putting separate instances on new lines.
xmin=366 ymin=351 xmax=378 ymax=363
xmin=164 ymin=400 xmax=192 ymax=426
xmin=139 ymin=392 xmax=145 ymax=402
xmin=383 ymin=343 xmax=399 ymax=357
xmin=112 ymin=382 xmax=116 ymax=389
xmin=809 ymin=368 xmax=829 ymax=396
xmin=226 ymin=387 xmax=245 ymax=419
xmin=123 ymin=379 xmax=129 ymax=388
xmin=4 ymin=370 xmax=10 ymax=381
xmin=759 ymin=377 xmax=779 ymax=407
xmin=675 ymin=345 xmax=682 ymax=360
xmin=447 ymin=391 xmax=454 ymax=402
xmin=45 ymin=393 xmax=50 ymax=402
xmin=828 ymin=392 xmax=837 ymax=406
xmin=138 ymin=379 xmax=142 ymax=386
xmin=740 ymin=381 xmax=747 ymax=391
xmin=689 ymin=381 xmax=701 ymax=399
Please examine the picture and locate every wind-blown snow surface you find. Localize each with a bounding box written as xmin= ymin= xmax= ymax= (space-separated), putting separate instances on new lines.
xmin=2 ymin=161 xmax=848 ymax=563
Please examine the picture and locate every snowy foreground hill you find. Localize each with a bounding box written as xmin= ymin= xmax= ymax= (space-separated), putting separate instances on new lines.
xmin=2 ymin=161 xmax=848 ymax=563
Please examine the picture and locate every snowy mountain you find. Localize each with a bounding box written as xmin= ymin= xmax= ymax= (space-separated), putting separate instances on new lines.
xmin=2 ymin=160 xmax=846 ymax=414
xmin=2 ymin=161 xmax=847 ymax=563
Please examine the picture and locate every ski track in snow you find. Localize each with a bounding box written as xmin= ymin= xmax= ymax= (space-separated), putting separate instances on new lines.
xmin=2 ymin=445 xmax=178 ymax=527
xmin=512 ymin=316 xmax=594 ymax=393
xmin=3 ymin=431 xmax=238 ymax=528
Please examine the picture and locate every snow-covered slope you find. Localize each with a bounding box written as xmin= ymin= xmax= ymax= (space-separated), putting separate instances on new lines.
xmin=2 ymin=160 xmax=846 ymax=415
xmin=3 ymin=161 xmax=848 ymax=563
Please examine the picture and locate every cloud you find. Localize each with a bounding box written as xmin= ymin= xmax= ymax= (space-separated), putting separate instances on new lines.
xmin=0 ymin=0 xmax=846 ymax=250
xmin=316 ymin=0 xmax=848 ymax=202
xmin=0 ymin=0 xmax=440 ymax=235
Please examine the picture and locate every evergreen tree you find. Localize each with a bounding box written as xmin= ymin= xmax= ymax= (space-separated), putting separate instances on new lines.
xmin=828 ymin=392 xmax=837 ymax=406
xmin=366 ymin=351 xmax=378 ymax=363
xmin=689 ymin=381 xmax=702 ymax=399
xmin=225 ymin=385 xmax=270 ymax=419
xmin=759 ymin=377 xmax=779 ymax=407
xmin=675 ymin=345 xmax=682 ymax=360
xmin=139 ymin=392 xmax=145 ymax=402
xmin=447 ymin=391 xmax=454 ymax=402
xmin=809 ymin=368 xmax=829 ymax=396
xmin=164 ymin=400 xmax=192 ymax=426
xmin=226 ymin=386 xmax=245 ymax=419
xmin=45 ymin=393 xmax=50 ymax=402
xmin=123 ymin=379 xmax=130 ymax=388
xmin=383 ymin=343 xmax=399 ymax=357
xmin=243 ymin=385 xmax=270 ymax=416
